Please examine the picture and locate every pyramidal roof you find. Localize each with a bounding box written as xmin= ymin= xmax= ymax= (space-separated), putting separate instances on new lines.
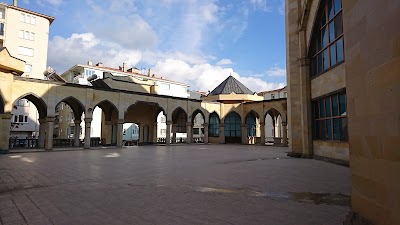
xmin=210 ymin=75 xmax=254 ymax=95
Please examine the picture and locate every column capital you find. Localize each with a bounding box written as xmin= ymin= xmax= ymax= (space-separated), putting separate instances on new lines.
xmin=46 ymin=117 xmax=56 ymax=122
xmin=118 ymin=119 xmax=125 ymax=124
xmin=186 ymin=122 xmax=193 ymax=126
xmin=74 ymin=119 xmax=81 ymax=124
xmin=39 ymin=118 xmax=47 ymax=123
xmin=166 ymin=120 xmax=172 ymax=125
xmin=260 ymin=122 xmax=265 ymax=126
xmin=298 ymin=58 xmax=310 ymax=67
xmin=84 ymin=118 xmax=92 ymax=123
xmin=241 ymin=124 xmax=247 ymax=128
xmin=203 ymin=123 xmax=209 ymax=127
xmin=282 ymin=122 xmax=288 ymax=126
xmin=105 ymin=121 xmax=112 ymax=125
xmin=219 ymin=123 xmax=225 ymax=127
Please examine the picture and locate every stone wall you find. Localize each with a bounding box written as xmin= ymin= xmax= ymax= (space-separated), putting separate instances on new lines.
xmin=343 ymin=0 xmax=400 ymax=224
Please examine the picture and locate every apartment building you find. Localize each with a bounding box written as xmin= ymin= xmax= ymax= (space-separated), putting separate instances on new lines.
xmin=0 ymin=0 xmax=53 ymax=79
xmin=1 ymin=0 xmax=53 ymax=139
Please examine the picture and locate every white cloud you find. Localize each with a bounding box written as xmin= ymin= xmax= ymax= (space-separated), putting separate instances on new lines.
xmin=46 ymin=1 xmax=285 ymax=94
xmin=265 ymin=65 xmax=286 ymax=77
xmin=153 ymin=59 xmax=284 ymax=92
xmin=216 ymin=58 xmax=233 ymax=66
xmin=36 ymin=0 xmax=63 ymax=6
xmin=249 ymin=0 xmax=271 ymax=12
xmin=48 ymin=33 xmax=142 ymax=73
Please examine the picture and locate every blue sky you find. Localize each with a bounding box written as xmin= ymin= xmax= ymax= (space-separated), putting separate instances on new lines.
xmin=8 ymin=0 xmax=286 ymax=92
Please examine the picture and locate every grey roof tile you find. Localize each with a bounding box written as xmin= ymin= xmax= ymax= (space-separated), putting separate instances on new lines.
xmin=210 ymin=75 xmax=254 ymax=95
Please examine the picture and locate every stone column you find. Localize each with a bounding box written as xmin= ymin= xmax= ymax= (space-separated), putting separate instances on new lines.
xmin=203 ymin=123 xmax=209 ymax=144
xmin=299 ymin=55 xmax=312 ymax=156
xmin=153 ymin=123 xmax=158 ymax=143
xmin=45 ymin=117 xmax=55 ymax=150
xmin=38 ymin=118 xmax=46 ymax=149
xmin=260 ymin=122 xmax=266 ymax=145
xmin=138 ymin=124 xmax=144 ymax=143
xmin=104 ymin=121 xmax=112 ymax=145
xmin=186 ymin=122 xmax=192 ymax=144
xmin=166 ymin=121 xmax=171 ymax=146
xmin=172 ymin=124 xmax=177 ymax=143
xmin=74 ymin=120 xmax=81 ymax=147
xmin=84 ymin=118 xmax=92 ymax=149
xmin=241 ymin=124 xmax=247 ymax=144
xmin=282 ymin=122 xmax=288 ymax=146
xmin=116 ymin=119 xmax=124 ymax=147
xmin=0 ymin=114 xmax=12 ymax=153
xmin=219 ymin=123 xmax=225 ymax=144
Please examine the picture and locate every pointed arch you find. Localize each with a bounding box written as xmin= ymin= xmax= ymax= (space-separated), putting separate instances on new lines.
xmin=171 ymin=107 xmax=188 ymax=123
xmin=245 ymin=111 xmax=258 ymax=137
xmin=224 ymin=111 xmax=241 ymax=143
xmin=55 ymin=96 xmax=85 ymax=119
xmin=95 ymin=100 xmax=119 ymax=121
xmin=13 ymin=93 xmax=47 ymax=119
xmin=191 ymin=109 xmax=205 ymax=123
xmin=170 ymin=107 xmax=187 ymax=134
xmin=308 ymin=0 xmax=344 ymax=77
xmin=209 ymin=111 xmax=220 ymax=137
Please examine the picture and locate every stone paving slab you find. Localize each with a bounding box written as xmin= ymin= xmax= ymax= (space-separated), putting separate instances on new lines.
xmin=0 ymin=145 xmax=351 ymax=224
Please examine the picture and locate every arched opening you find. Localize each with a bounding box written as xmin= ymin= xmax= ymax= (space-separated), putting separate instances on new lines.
xmin=156 ymin=109 xmax=167 ymax=144
xmin=125 ymin=101 xmax=163 ymax=144
xmin=191 ymin=109 xmax=205 ymax=143
xmin=53 ymin=97 xmax=85 ymax=147
xmin=264 ymin=108 xmax=282 ymax=145
xmin=245 ymin=111 xmax=259 ymax=144
xmin=224 ymin=111 xmax=241 ymax=143
xmin=171 ymin=107 xmax=188 ymax=143
xmin=209 ymin=112 xmax=220 ymax=141
xmin=83 ymin=100 xmax=119 ymax=147
xmin=9 ymin=94 xmax=47 ymax=149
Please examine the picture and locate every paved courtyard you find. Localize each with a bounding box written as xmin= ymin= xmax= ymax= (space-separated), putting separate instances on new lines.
xmin=0 ymin=145 xmax=351 ymax=225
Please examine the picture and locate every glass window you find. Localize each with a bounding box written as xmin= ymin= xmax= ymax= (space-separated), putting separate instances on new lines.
xmin=18 ymin=46 xmax=34 ymax=57
xmin=30 ymin=32 xmax=35 ymax=41
xmin=25 ymin=15 xmax=31 ymax=23
xmin=20 ymin=13 xmax=25 ymax=22
xmin=19 ymin=30 xmax=24 ymax=38
xmin=246 ymin=114 xmax=256 ymax=136
xmin=311 ymin=0 xmax=343 ymax=77
xmin=224 ymin=112 xmax=241 ymax=137
xmin=24 ymin=31 xmax=29 ymax=39
xmin=25 ymin=64 xmax=32 ymax=73
xmin=31 ymin=16 xmax=36 ymax=25
xmin=313 ymin=92 xmax=347 ymax=142
xmin=209 ymin=113 xmax=220 ymax=137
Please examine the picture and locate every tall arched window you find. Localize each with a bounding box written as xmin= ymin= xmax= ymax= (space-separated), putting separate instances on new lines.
xmin=246 ymin=114 xmax=256 ymax=136
xmin=311 ymin=0 xmax=343 ymax=77
xmin=224 ymin=112 xmax=241 ymax=137
xmin=209 ymin=113 xmax=220 ymax=137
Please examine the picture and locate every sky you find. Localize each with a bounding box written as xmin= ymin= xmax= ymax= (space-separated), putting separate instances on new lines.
xmin=8 ymin=0 xmax=287 ymax=93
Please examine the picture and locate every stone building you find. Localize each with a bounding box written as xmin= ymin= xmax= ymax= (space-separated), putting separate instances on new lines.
xmin=285 ymin=0 xmax=400 ymax=224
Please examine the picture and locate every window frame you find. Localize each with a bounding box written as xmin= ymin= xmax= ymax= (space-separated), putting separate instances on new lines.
xmin=209 ymin=113 xmax=220 ymax=137
xmin=312 ymin=91 xmax=347 ymax=142
xmin=310 ymin=0 xmax=344 ymax=78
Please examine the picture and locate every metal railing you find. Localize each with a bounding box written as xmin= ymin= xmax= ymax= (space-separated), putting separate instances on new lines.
xmin=9 ymin=139 xmax=38 ymax=149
